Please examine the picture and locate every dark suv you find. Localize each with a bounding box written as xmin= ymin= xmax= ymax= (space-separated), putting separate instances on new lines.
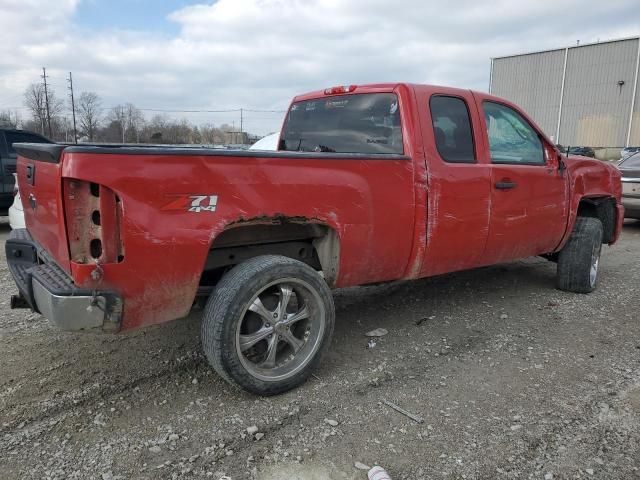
xmin=0 ymin=128 xmax=52 ymax=215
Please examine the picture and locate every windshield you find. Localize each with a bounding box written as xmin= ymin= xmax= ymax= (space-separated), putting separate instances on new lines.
xmin=280 ymin=93 xmax=403 ymax=154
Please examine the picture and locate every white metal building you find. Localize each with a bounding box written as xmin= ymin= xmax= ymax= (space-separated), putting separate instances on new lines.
xmin=490 ymin=36 xmax=640 ymax=148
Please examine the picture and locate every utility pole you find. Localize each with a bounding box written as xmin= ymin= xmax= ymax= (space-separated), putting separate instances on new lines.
xmin=41 ymin=67 xmax=53 ymax=138
xmin=240 ymin=108 xmax=243 ymax=142
xmin=67 ymin=72 xmax=78 ymax=144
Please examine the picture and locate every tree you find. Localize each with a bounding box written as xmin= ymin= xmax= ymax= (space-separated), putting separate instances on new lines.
xmin=23 ymin=83 xmax=47 ymax=134
xmin=24 ymin=83 xmax=65 ymax=138
xmin=0 ymin=110 xmax=20 ymax=128
xmin=107 ymin=103 xmax=144 ymax=143
xmin=107 ymin=104 xmax=127 ymax=142
xmin=77 ymin=91 xmax=102 ymax=141
xmin=124 ymin=103 xmax=144 ymax=142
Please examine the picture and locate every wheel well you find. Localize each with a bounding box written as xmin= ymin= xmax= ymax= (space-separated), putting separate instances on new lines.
xmin=576 ymin=197 xmax=616 ymax=244
xmin=199 ymin=220 xmax=340 ymax=290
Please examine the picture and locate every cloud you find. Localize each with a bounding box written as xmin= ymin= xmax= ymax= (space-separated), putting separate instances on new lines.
xmin=1 ymin=0 xmax=639 ymax=134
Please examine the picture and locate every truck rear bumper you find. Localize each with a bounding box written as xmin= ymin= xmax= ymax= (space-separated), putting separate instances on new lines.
xmin=5 ymin=229 xmax=122 ymax=332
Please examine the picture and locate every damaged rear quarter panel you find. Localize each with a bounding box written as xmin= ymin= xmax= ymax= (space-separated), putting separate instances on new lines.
xmin=61 ymin=151 xmax=416 ymax=330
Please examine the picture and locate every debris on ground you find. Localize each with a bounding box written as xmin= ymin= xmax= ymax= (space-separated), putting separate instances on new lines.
xmin=365 ymin=328 xmax=388 ymax=337
xmin=382 ymin=399 xmax=424 ymax=423
xmin=368 ymin=465 xmax=392 ymax=479
xmin=415 ymin=315 xmax=435 ymax=326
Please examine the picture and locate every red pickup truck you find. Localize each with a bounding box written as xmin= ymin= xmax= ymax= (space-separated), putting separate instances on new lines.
xmin=7 ymin=83 xmax=623 ymax=395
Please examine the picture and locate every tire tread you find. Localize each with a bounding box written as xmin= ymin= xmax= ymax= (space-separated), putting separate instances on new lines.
xmin=556 ymin=217 xmax=603 ymax=293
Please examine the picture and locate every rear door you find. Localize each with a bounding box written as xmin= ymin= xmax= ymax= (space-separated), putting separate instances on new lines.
xmin=415 ymin=89 xmax=492 ymax=277
xmin=479 ymin=99 xmax=568 ymax=263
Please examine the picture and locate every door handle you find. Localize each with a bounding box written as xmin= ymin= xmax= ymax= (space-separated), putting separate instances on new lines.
xmin=495 ymin=180 xmax=517 ymax=190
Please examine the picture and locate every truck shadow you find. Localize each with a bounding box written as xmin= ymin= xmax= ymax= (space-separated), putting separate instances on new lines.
xmin=0 ymin=254 xmax=561 ymax=430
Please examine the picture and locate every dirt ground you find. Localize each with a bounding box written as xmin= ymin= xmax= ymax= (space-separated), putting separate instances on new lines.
xmin=1 ymin=220 xmax=639 ymax=480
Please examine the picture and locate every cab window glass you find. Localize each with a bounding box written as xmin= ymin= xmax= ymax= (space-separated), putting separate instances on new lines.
xmin=483 ymin=102 xmax=544 ymax=165
xmin=281 ymin=93 xmax=403 ymax=154
xmin=429 ymin=96 xmax=476 ymax=163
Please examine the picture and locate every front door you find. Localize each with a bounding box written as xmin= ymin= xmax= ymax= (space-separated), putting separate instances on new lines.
xmin=480 ymin=100 xmax=568 ymax=263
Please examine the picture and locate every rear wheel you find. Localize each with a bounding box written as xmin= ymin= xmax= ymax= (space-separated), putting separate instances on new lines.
xmin=201 ymin=255 xmax=334 ymax=395
xmin=556 ymin=217 xmax=603 ymax=293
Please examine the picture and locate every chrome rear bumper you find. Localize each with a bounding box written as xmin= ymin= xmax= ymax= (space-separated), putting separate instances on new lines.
xmin=6 ymin=229 xmax=122 ymax=332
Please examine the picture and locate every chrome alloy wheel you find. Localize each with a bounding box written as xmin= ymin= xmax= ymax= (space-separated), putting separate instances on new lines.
xmin=235 ymin=278 xmax=326 ymax=382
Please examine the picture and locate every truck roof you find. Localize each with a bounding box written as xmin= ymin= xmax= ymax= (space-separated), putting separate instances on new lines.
xmin=292 ymin=83 xmax=482 ymax=102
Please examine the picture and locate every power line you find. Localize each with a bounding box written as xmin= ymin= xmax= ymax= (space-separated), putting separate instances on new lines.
xmin=243 ymin=109 xmax=287 ymax=113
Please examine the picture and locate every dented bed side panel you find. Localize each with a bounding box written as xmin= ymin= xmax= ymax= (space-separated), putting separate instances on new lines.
xmin=58 ymin=151 xmax=417 ymax=330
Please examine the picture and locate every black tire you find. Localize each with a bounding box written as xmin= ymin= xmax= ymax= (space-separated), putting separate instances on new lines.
xmin=201 ymin=255 xmax=335 ymax=395
xmin=556 ymin=217 xmax=603 ymax=293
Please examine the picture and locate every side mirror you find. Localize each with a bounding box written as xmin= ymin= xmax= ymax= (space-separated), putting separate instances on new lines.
xmin=557 ymin=152 xmax=566 ymax=176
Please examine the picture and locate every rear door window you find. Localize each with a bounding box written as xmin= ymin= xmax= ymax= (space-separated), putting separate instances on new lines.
xmin=280 ymin=93 xmax=403 ymax=154
xmin=429 ymin=96 xmax=476 ymax=163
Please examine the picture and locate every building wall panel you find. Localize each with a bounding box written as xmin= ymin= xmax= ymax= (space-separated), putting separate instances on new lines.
xmin=492 ymin=50 xmax=565 ymax=139
xmin=630 ymin=41 xmax=640 ymax=146
xmin=492 ymin=37 xmax=640 ymax=148
xmin=559 ymin=38 xmax=638 ymax=147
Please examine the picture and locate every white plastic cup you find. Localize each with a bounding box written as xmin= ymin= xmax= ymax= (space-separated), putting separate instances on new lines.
xmin=368 ymin=466 xmax=392 ymax=480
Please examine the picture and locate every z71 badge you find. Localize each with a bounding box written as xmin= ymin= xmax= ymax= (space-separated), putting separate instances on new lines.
xmin=162 ymin=195 xmax=219 ymax=213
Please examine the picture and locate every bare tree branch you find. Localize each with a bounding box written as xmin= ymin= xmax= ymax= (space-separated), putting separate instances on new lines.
xmin=78 ymin=92 xmax=102 ymax=141
xmin=24 ymin=83 xmax=47 ymax=134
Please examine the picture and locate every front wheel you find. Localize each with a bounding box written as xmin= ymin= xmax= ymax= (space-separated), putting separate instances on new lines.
xmin=201 ymin=255 xmax=335 ymax=395
xmin=556 ymin=217 xmax=603 ymax=293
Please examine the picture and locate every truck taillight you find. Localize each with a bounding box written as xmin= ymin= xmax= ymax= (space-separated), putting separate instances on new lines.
xmin=63 ymin=179 xmax=125 ymax=264
xmin=323 ymin=85 xmax=357 ymax=95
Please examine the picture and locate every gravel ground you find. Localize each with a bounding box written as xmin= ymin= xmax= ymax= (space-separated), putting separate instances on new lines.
xmin=1 ymin=219 xmax=639 ymax=480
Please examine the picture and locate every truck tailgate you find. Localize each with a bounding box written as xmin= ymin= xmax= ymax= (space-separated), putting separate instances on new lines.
xmin=14 ymin=144 xmax=71 ymax=273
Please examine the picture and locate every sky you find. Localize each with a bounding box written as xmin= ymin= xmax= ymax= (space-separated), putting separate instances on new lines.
xmin=0 ymin=0 xmax=639 ymax=135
